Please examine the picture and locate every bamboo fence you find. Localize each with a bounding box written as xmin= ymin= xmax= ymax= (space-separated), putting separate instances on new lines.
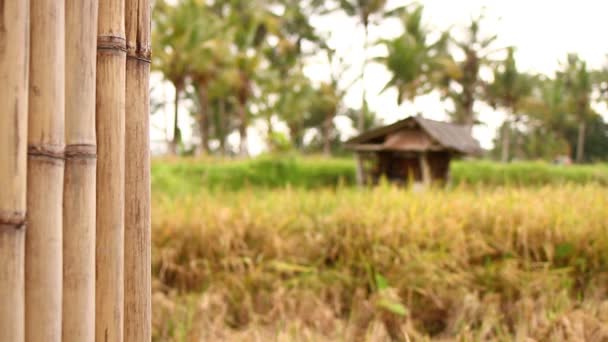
xmin=125 ymin=0 xmax=152 ymax=340
xmin=63 ymin=0 xmax=98 ymax=341
xmin=0 ymin=1 xmax=29 ymax=341
xmin=96 ymin=0 xmax=127 ymax=340
xmin=26 ymin=0 xmax=65 ymax=340
xmin=0 ymin=0 xmax=151 ymax=340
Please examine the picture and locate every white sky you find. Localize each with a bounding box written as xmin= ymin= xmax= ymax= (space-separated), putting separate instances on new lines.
xmin=151 ymin=0 xmax=608 ymax=154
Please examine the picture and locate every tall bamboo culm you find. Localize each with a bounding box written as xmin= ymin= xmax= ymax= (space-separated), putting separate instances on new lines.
xmin=63 ymin=0 xmax=98 ymax=341
xmin=25 ymin=0 xmax=65 ymax=341
xmin=125 ymin=0 xmax=152 ymax=340
xmin=0 ymin=1 xmax=29 ymax=341
xmin=96 ymin=0 xmax=127 ymax=340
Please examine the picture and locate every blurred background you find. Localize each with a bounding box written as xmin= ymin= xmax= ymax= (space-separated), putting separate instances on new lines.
xmin=150 ymin=1 xmax=608 ymax=341
xmin=151 ymin=0 xmax=608 ymax=163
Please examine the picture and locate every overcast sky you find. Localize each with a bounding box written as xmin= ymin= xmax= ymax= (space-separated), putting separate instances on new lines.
xmin=151 ymin=0 xmax=608 ymax=154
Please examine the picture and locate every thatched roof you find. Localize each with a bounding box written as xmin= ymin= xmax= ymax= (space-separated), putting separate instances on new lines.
xmin=345 ymin=116 xmax=482 ymax=155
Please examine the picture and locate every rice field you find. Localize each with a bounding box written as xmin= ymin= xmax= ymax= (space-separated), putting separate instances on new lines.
xmin=152 ymin=181 xmax=608 ymax=341
xmin=151 ymin=157 xmax=608 ymax=195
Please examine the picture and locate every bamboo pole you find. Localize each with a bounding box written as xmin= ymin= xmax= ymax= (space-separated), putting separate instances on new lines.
xmin=26 ymin=0 xmax=65 ymax=341
xmin=124 ymin=0 xmax=151 ymax=340
xmin=63 ymin=0 xmax=98 ymax=341
xmin=0 ymin=1 xmax=29 ymax=341
xmin=96 ymin=0 xmax=126 ymax=340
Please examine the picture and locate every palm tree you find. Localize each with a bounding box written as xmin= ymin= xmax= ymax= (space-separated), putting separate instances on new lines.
xmin=377 ymin=5 xmax=449 ymax=105
xmin=338 ymin=0 xmax=387 ymax=132
xmin=262 ymin=1 xmax=324 ymax=151
xmin=152 ymin=0 xmax=198 ymax=154
xmin=561 ymin=53 xmax=593 ymax=163
xmin=337 ymin=0 xmax=408 ymax=125
xmin=223 ymin=0 xmax=279 ymax=156
xmin=486 ymin=47 xmax=534 ymax=162
xmin=186 ymin=6 xmax=232 ymax=154
xmin=309 ymin=82 xmax=341 ymax=155
xmin=438 ymin=14 xmax=498 ymax=131
xmin=522 ymin=76 xmax=572 ymax=158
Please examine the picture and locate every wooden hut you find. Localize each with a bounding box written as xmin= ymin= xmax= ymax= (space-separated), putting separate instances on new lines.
xmin=345 ymin=116 xmax=482 ymax=186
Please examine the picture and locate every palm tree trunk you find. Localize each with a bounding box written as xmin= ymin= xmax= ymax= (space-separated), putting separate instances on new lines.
xmin=355 ymin=23 xmax=369 ymax=185
xmin=266 ymin=115 xmax=274 ymax=151
xmin=26 ymin=1 xmax=66 ymax=340
xmin=197 ymin=83 xmax=209 ymax=154
xmin=96 ymin=0 xmax=127 ymax=339
xmin=125 ymin=0 xmax=152 ymax=340
xmin=501 ymin=120 xmax=511 ymax=163
xmin=218 ymin=99 xmax=227 ymax=154
xmin=463 ymin=88 xmax=475 ymax=133
xmin=576 ymin=121 xmax=586 ymax=163
xmin=171 ymin=83 xmax=182 ymax=155
xmin=359 ymin=23 xmax=369 ymax=132
xmin=323 ymin=114 xmax=332 ymax=156
xmin=238 ymin=99 xmax=248 ymax=157
xmin=0 ymin=1 xmax=28 ymax=340
xmin=63 ymin=0 xmax=97 ymax=340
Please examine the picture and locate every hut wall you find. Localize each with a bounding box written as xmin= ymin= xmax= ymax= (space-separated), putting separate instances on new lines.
xmin=375 ymin=152 xmax=422 ymax=184
xmin=370 ymin=151 xmax=451 ymax=185
xmin=428 ymin=151 xmax=451 ymax=182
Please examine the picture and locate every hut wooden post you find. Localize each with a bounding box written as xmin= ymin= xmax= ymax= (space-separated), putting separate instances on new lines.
xmin=96 ymin=0 xmax=127 ymax=340
xmin=419 ymin=152 xmax=432 ymax=187
xmin=26 ymin=0 xmax=66 ymax=340
xmin=355 ymin=154 xmax=365 ymax=186
xmin=0 ymin=1 xmax=29 ymax=341
xmin=124 ymin=0 xmax=152 ymax=340
xmin=63 ymin=0 xmax=98 ymax=340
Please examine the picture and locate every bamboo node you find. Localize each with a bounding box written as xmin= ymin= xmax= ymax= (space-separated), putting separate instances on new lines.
xmin=127 ymin=45 xmax=151 ymax=64
xmin=28 ymin=144 xmax=65 ymax=161
xmin=97 ymin=35 xmax=127 ymax=52
xmin=0 ymin=210 xmax=26 ymax=230
xmin=65 ymin=144 xmax=97 ymax=160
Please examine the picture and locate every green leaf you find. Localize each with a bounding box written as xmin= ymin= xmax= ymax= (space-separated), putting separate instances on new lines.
xmin=555 ymin=242 xmax=574 ymax=260
xmin=375 ymin=273 xmax=389 ymax=290
xmin=377 ymin=298 xmax=408 ymax=316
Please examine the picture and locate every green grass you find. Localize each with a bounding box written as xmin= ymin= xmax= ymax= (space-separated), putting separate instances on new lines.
xmin=152 ymin=155 xmax=356 ymax=196
xmin=152 ymin=156 xmax=608 ymax=196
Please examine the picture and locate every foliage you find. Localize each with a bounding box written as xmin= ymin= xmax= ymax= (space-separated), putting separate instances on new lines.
xmin=151 ymin=156 xmax=356 ymax=195
xmin=439 ymin=13 xmax=499 ymax=127
xmin=151 ymin=1 xmax=608 ymax=162
xmin=151 ymin=157 xmax=608 ymax=196
xmin=152 ymin=184 xmax=608 ymax=340
xmin=377 ymin=5 xmax=449 ymax=105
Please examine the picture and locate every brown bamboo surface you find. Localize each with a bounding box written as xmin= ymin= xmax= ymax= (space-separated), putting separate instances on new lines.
xmin=124 ymin=0 xmax=152 ymax=341
xmin=0 ymin=3 xmax=29 ymax=341
xmin=63 ymin=0 xmax=98 ymax=341
xmin=96 ymin=0 xmax=127 ymax=340
xmin=26 ymin=0 xmax=65 ymax=341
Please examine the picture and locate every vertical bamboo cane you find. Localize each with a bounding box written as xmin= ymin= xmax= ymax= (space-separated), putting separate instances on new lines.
xmin=0 ymin=1 xmax=29 ymax=341
xmin=63 ymin=0 xmax=98 ymax=341
xmin=96 ymin=0 xmax=126 ymax=340
xmin=125 ymin=0 xmax=151 ymax=340
xmin=26 ymin=0 xmax=65 ymax=341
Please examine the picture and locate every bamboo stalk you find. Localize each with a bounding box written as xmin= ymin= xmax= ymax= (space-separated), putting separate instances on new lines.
xmin=26 ymin=0 xmax=65 ymax=341
xmin=124 ymin=0 xmax=151 ymax=340
xmin=96 ymin=0 xmax=126 ymax=340
xmin=0 ymin=1 xmax=29 ymax=341
xmin=63 ymin=0 xmax=98 ymax=341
